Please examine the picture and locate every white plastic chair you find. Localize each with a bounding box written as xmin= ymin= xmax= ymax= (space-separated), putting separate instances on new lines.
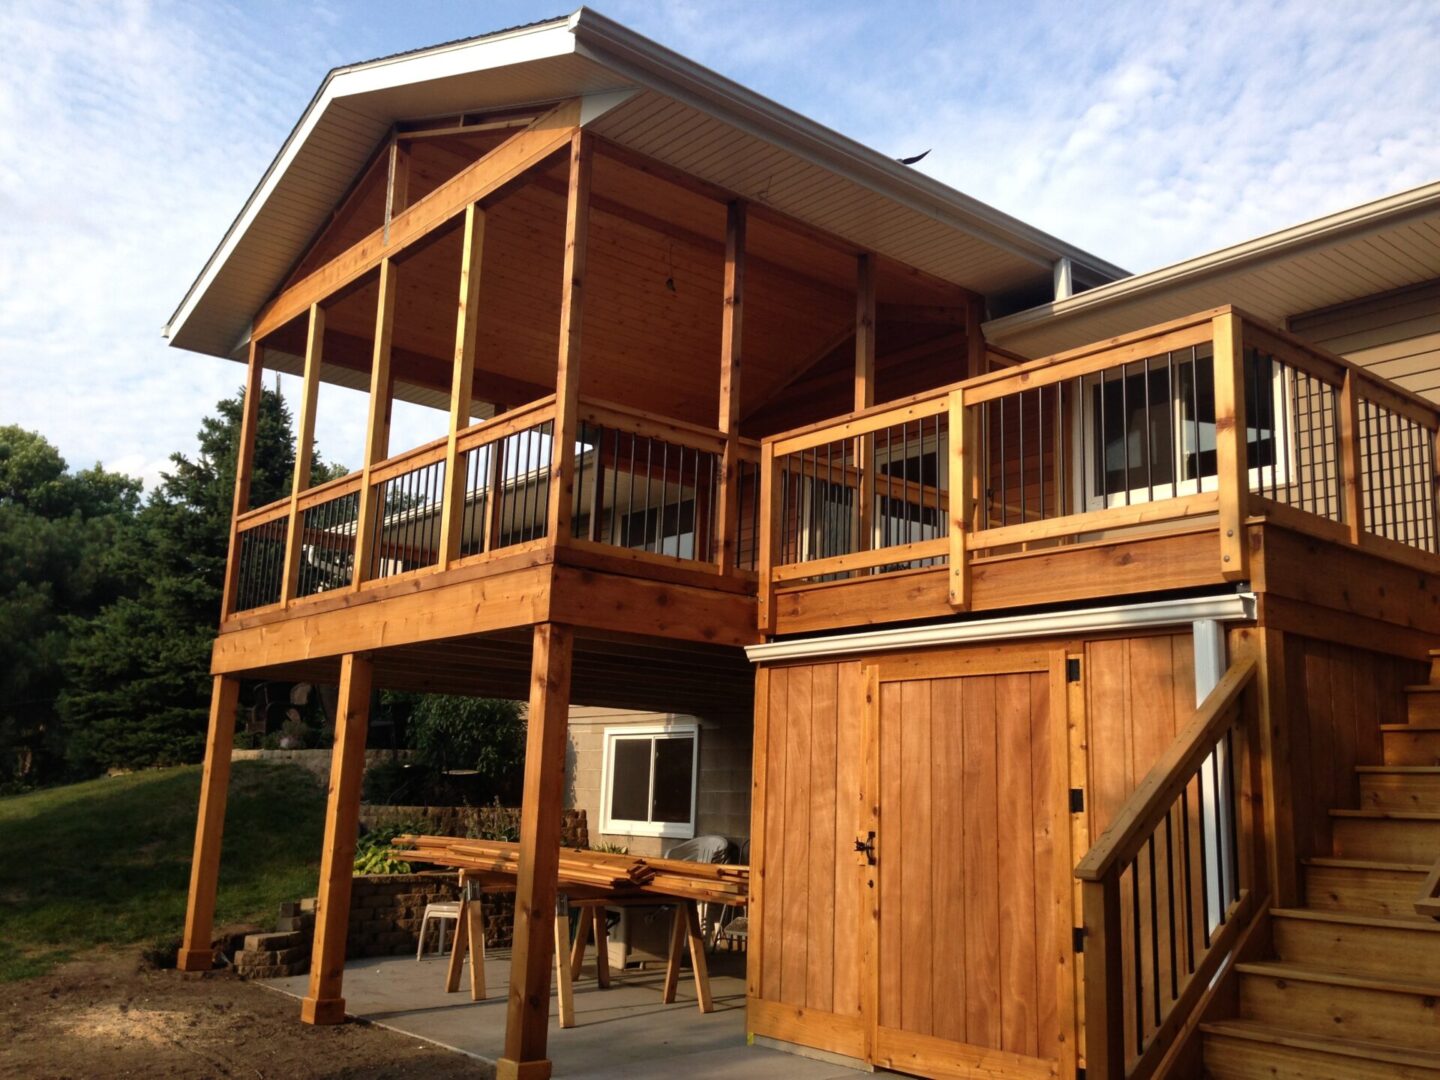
xmin=416 ymin=900 xmax=462 ymax=960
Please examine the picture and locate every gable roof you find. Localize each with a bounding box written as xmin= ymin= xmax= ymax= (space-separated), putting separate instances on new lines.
xmin=164 ymin=8 xmax=1126 ymax=361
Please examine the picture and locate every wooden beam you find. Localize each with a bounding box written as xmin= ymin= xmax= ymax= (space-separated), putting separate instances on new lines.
xmin=176 ymin=676 xmax=241 ymax=972
xmin=300 ymin=653 xmax=373 ymax=1025
xmin=351 ymin=258 xmax=397 ymax=588
xmin=439 ymin=205 xmax=484 ymax=568
xmin=855 ymin=253 xmax=877 ymax=559
xmin=253 ymin=100 xmax=580 ymax=343
xmin=1213 ymin=311 xmax=1249 ymax=580
xmin=500 ymin=623 xmax=574 ymax=1079
xmin=220 ymin=342 xmax=264 ymax=620
xmin=545 ymin=132 xmax=593 ymax=548
xmin=383 ymin=137 xmax=410 ymax=243
xmin=965 ymin=295 xmax=987 ymax=378
xmin=281 ymin=305 xmax=324 ymax=604
xmin=715 ymin=200 xmax=746 ymax=575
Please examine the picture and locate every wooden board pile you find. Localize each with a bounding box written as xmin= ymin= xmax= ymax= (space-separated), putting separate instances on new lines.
xmin=393 ymin=835 xmax=748 ymax=906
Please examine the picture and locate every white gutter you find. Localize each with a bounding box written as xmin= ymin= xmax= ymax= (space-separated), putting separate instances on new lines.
xmin=745 ymin=592 xmax=1256 ymax=664
xmin=985 ymin=178 xmax=1440 ymax=344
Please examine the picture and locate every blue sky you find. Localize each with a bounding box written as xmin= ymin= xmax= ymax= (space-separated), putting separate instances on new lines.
xmin=2 ymin=0 xmax=1438 ymax=486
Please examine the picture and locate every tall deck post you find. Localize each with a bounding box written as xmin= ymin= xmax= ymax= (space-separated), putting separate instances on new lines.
xmin=219 ymin=341 xmax=265 ymax=620
xmin=1338 ymin=369 xmax=1364 ymax=543
xmin=854 ymin=253 xmax=877 ymax=556
xmin=714 ymin=199 xmax=747 ymax=573
xmin=281 ymin=304 xmax=324 ymax=604
xmin=545 ymin=132 xmax=592 ymax=548
xmin=176 ymin=676 xmax=241 ymax=971
xmin=352 ymin=259 xmax=398 ymax=587
xmin=947 ymin=387 xmax=971 ymax=610
xmin=1213 ymin=311 xmax=1250 ymax=580
xmin=499 ymin=623 xmax=574 ymax=1080
xmin=964 ymin=295 xmax=987 ymax=379
xmin=301 ymin=652 xmax=373 ymax=1025
xmin=439 ymin=205 xmax=485 ymax=568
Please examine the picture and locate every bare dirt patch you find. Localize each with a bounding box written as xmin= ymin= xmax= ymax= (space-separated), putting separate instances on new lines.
xmin=0 ymin=951 xmax=493 ymax=1080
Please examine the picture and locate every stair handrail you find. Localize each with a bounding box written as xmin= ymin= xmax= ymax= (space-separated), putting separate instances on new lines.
xmin=1075 ymin=653 xmax=1262 ymax=1080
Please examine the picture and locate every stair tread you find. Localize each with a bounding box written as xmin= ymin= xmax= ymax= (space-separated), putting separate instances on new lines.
xmin=1330 ymin=808 xmax=1440 ymax=820
xmin=1304 ymin=855 xmax=1431 ymax=872
xmin=1356 ymin=764 xmax=1440 ymax=774
xmin=1236 ymin=959 xmax=1440 ymax=995
xmin=1270 ymin=906 xmax=1440 ymax=931
xmin=1202 ymin=1018 xmax=1440 ymax=1068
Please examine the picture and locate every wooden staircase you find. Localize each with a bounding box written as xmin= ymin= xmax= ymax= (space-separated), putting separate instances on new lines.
xmin=1200 ymin=654 xmax=1440 ymax=1078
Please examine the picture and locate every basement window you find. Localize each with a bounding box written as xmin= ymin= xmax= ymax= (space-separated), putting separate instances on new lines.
xmin=600 ymin=722 xmax=698 ymax=839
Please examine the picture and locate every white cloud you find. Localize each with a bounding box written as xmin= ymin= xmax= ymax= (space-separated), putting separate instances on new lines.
xmin=2 ymin=0 xmax=1436 ymax=493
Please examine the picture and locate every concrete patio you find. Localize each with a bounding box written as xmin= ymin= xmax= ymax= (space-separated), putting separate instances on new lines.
xmin=263 ymin=947 xmax=866 ymax=1078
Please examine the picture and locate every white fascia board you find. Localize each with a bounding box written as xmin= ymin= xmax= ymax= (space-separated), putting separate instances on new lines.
xmin=163 ymin=17 xmax=580 ymax=347
xmin=745 ymin=592 xmax=1257 ymax=664
xmin=985 ymin=179 xmax=1440 ymax=345
xmin=568 ymin=9 xmax=1127 ymax=282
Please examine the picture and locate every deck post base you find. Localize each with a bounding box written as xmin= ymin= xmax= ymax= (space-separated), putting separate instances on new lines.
xmin=496 ymin=1059 xmax=552 ymax=1080
xmin=175 ymin=948 xmax=214 ymax=973
xmin=299 ymin=996 xmax=347 ymax=1025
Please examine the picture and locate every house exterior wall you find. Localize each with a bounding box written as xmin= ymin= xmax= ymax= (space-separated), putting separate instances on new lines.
xmin=1291 ymin=280 xmax=1440 ymax=403
xmin=564 ymin=706 xmax=752 ymax=858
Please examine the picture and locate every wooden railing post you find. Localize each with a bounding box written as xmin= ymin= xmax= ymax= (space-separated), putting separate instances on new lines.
xmin=948 ymin=387 xmax=971 ymax=610
xmin=439 ymin=204 xmax=484 ymax=569
xmin=281 ymin=304 xmax=324 ymax=604
xmin=715 ymin=200 xmax=746 ymax=574
xmin=1213 ymin=312 xmax=1250 ymax=580
xmin=757 ymin=441 xmax=780 ymax=634
xmin=352 ymin=258 xmax=397 ymax=588
xmin=1339 ymin=369 xmax=1364 ymax=543
xmin=545 ymin=132 xmax=592 ymax=548
xmin=854 ymin=253 xmax=877 ymax=557
xmin=220 ymin=341 xmax=264 ymax=621
xmin=1253 ymin=627 xmax=1299 ymax=906
xmin=1082 ymin=879 xmax=1124 ymax=1080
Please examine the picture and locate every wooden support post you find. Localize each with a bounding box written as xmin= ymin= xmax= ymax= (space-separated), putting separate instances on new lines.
xmin=715 ymin=200 xmax=747 ymax=574
xmin=177 ymin=676 xmax=241 ymax=971
xmin=1339 ymin=369 xmax=1364 ymax=543
xmin=965 ymin=295 xmax=987 ymax=378
xmin=352 ymin=260 xmax=398 ymax=587
xmin=948 ymin=387 xmax=971 ymax=610
xmin=591 ymin=906 xmax=610 ymax=988
xmin=383 ymin=137 xmax=410 ymax=243
xmin=854 ymin=253 xmax=877 ymax=556
xmin=1082 ymin=880 xmax=1125 ymax=1080
xmin=554 ymin=904 xmax=575 ymax=1029
xmin=445 ymin=898 xmax=472 ymax=993
xmin=1213 ymin=312 xmax=1249 ymax=580
xmin=545 ymin=132 xmax=592 ymax=548
xmin=220 ymin=342 xmax=265 ymax=620
xmin=682 ymin=901 xmax=714 ymax=1013
xmin=301 ymin=653 xmax=373 ymax=1026
xmin=662 ymin=905 xmax=687 ymax=1004
xmin=499 ymin=623 xmax=574 ymax=1080
xmin=440 ymin=205 xmax=485 ymax=568
xmin=281 ymin=305 xmax=324 ymax=604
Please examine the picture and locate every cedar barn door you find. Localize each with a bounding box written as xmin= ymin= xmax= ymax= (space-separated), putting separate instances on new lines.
xmin=862 ymin=648 xmax=1078 ymax=1079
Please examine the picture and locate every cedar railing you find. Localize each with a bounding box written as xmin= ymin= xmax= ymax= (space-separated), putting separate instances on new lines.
xmin=1074 ymin=655 xmax=1264 ymax=1080
xmin=758 ymin=307 xmax=1440 ymax=624
xmin=225 ymin=396 xmax=758 ymax=618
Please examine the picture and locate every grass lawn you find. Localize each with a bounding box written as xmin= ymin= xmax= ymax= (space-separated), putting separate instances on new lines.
xmin=0 ymin=761 xmax=325 ymax=981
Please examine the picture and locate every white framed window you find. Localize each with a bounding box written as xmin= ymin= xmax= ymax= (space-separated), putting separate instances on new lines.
xmin=599 ymin=721 xmax=699 ymax=839
xmin=1075 ymin=347 xmax=1293 ymax=511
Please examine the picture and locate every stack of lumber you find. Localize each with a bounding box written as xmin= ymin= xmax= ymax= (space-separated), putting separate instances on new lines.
xmin=392 ymin=835 xmax=747 ymax=905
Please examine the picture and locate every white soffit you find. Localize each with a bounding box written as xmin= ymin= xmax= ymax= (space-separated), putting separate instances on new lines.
xmin=165 ymin=8 xmax=1126 ymax=366
xmin=985 ymin=180 xmax=1440 ymax=359
xmin=745 ymin=593 xmax=1257 ymax=664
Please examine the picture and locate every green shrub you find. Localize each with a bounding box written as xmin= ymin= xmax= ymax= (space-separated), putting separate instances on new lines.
xmin=353 ymin=819 xmax=426 ymax=875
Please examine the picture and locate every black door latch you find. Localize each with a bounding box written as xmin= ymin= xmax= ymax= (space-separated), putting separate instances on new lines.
xmin=854 ymin=831 xmax=876 ymax=865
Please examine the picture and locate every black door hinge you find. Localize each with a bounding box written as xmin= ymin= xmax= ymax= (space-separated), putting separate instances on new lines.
xmin=1072 ymin=926 xmax=1086 ymax=953
xmin=1069 ymin=787 xmax=1085 ymax=813
xmin=1066 ymin=657 xmax=1081 ymax=682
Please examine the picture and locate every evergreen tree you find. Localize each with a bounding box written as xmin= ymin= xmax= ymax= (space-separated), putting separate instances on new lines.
xmin=0 ymin=428 xmax=141 ymax=784
xmin=59 ymin=385 xmax=339 ymax=773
